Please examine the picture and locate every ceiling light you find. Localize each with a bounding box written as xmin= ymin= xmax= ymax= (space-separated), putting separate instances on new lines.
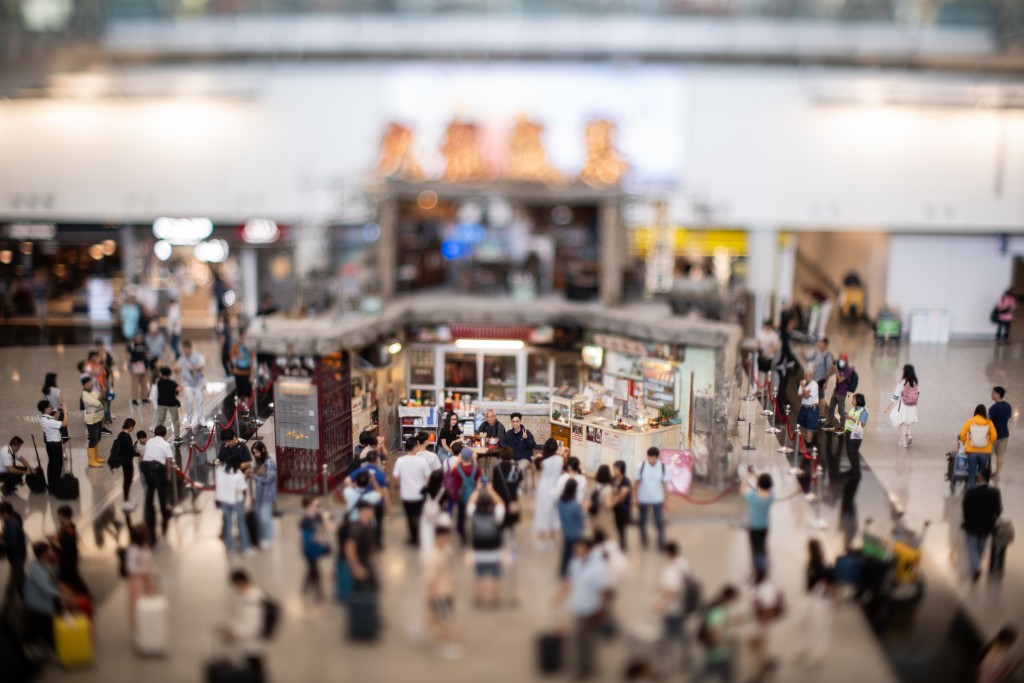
xmin=153 ymin=240 xmax=173 ymax=261
xmin=387 ymin=342 xmax=403 ymax=355
xmin=454 ymin=339 xmax=525 ymax=350
xmin=153 ymin=217 xmax=213 ymax=245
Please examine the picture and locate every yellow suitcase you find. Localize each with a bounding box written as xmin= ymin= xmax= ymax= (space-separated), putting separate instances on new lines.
xmin=54 ymin=613 xmax=93 ymax=668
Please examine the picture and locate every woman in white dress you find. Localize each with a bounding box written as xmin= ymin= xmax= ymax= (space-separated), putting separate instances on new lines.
xmin=533 ymin=439 xmax=565 ymax=548
xmin=885 ymin=364 xmax=919 ymax=448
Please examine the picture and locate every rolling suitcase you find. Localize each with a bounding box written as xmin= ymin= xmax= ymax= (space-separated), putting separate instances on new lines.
xmin=206 ymin=660 xmax=259 ymax=683
xmin=54 ymin=613 xmax=93 ymax=668
xmin=537 ymin=632 xmax=564 ymax=674
xmin=27 ymin=436 xmax=47 ymax=493
xmin=53 ymin=442 xmax=80 ymax=501
xmin=347 ymin=590 xmax=379 ymax=641
xmin=135 ymin=595 xmax=169 ymax=657
xmin=245 ymin=509 xmax=259 ymax=548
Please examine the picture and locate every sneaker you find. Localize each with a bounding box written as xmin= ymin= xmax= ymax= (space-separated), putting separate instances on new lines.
xmin=173 ymin=437 xmax=184 ymax=445
xmin=121 ymin=501 xmax=137 ymax=512
xmin=101 ymin=427 xmax=113 ymax=436
xmin=132 ymin=400 xmax=139 ymax=406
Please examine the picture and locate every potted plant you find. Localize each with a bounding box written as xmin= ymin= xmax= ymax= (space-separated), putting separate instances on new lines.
xmin=658 ymin=405 xmax=679 ymax=426
xmin=551 ymin=408 xmax=562 ymax=422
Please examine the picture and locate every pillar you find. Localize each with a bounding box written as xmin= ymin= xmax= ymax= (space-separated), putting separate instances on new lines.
xmin=599 ymin=199 xmax=623 ymax=307
xmin=241 ymin=247 xmax=259 ymax=318
xmin=378 ymin=197 xmax=398 ymax=301
xmin=746 ymin=226 xmax=778 ymax=331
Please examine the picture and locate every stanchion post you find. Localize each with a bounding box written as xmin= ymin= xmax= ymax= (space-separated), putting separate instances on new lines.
xmin=766 ymin=401 xmax=780 ymax=435
xmin=742 ymin=421 xmax=756 ymax=451
xmin=321 ymin=463 xmax=329 ymax=514
xmin=745 ymin=351 xmax=757 ymax=402
xmin=778 ymin=404 xmax=793 ymax=456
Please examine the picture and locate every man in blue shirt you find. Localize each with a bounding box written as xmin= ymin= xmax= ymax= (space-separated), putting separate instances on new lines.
xmin=989 ymin=386 xmax=1012 ymax=479
xmin=634 ymin=447 xmax=670 ymax=550
xmin=24 ymin=541 xmax=70 ymax=651
xmin=743 ymin=468 xmax=775 ymax=575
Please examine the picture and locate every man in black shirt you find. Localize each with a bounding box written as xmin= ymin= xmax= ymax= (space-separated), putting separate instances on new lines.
xmin=477 ymin=409 xmax=507 ymax=442
xmin=963 ymin=468 xmax=1003 ymax=582
xmin=218 ymin=429 xmax=253 ymax=473
xmin=346 ymin=500 xmax=378 ymax=592
xmin=152 ymin=367 xmax=183 ymax=445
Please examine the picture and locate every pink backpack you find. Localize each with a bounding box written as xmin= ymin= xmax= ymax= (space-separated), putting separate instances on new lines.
xmin=901 ymin=384 xmax=919 ymax=406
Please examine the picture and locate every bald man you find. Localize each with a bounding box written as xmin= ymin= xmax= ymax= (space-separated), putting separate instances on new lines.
xmin=477 ymin=409 xmax=506 ymax=441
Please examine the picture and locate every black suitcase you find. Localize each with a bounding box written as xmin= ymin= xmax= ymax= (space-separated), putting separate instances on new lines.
xmin=205 ymin=659 xmax=258 ymax=683
xmin=537 ymin=633 xmax=564 ymax=674
xmin=245 ymin=510 xmax=259 ymax=547
xmin=26 ymin=436 xmax=47 ymax=494
xmin=53 ymin=441 xmax=79 ymax=501
xmin=347 ymin=591 xmax=379 ymax=641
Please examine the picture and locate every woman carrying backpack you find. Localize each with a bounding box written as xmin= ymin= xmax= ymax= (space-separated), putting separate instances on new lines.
xmin=588 ymin=465 xmax=616 ymax=537
xmin=960 ymin=404 xmax=997 ymax=489
xmin=467 ymin=484 xmax=505 ymax=608
xmin=452 ymin=449 xmax=481 ymax=545
xmin=885 ymin=364 xmax=919 ymax=449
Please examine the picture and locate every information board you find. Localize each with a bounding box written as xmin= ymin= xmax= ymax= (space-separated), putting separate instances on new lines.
xmin=274 ymin=377 xmax=320 ymax=450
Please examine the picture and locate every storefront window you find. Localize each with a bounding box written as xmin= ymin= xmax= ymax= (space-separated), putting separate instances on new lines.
xmin=554 ymin=357 xmax=580 ymax=390
xmin=444 ymin=352 xmax=478 ymax=389
xmin=527 ymin=354 xmax=550 ymax=386
xmin=526 ymin=389 xmax=550 ymax=405
xmin=482 ymin=355 xmax=517 ymax=402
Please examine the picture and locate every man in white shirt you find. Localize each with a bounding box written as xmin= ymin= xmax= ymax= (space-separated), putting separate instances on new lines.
xmin=38 ymin=399 xmax=68 ymax=495
xmin=634 ymin=447 xmax=670 ymax=550
xmin=0 ymin=436 xmax=31 ymax=493
xmin=220 ymin=569 xmax=266 ymax=680
xmin=419 ymin=437 xmax=442 ymax=473
xmin=392 ymin=436 xmax=432 ymax=547
xmin=557 ymin=538 xmax=612 ymax=680
xmin=176 ymin=340 xmax=206 ymax=432
xmin=797 ymin=369 xmax=820 ymax=446
xmin=141 ymin=425 xmax=174 ymax=545
xmin=658 ymin=542 xmax=695 ymax=669
xmin=215 ymin=458 xmax=252 ymax=555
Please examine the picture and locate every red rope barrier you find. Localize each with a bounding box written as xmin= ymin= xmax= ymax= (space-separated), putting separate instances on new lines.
xmin=673 ymin=479 xmax=741 ymax=506
xmin=175 ymin=468 xmax=214 ymax=491
xmin=277 ymin=473 xmax=325 ymax=495
xmin=216 ymin=406 xmax=238 ymax=430
xmin=257 ymin=379 xmax=274 ymax=395
xmin=193 ymin=428 xmax=216 ymax=453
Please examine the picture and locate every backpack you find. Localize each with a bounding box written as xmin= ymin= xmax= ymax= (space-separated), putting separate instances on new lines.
xmin=968 ymin=423 xmax=991 ymax=449
xmin=107 ymin=438 xmax=124 ymax=470
xmin=458 ymin=464 xmax=478 ymax=504
xmin=682 ymin=573 xmax=703 ymax=617
xmin=847 ymin=369 xmax=859 ymax=393
xmin=901 ymin=384 xmax=919 ymax=406
xmin=261 ymin=596 xmax=281 ymax=639
xmin=471 ymin=510 xmax=501 ymax=551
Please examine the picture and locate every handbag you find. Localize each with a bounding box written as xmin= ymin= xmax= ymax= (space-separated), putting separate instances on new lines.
xmin=888 ymin=402 xmax=902 ymax=429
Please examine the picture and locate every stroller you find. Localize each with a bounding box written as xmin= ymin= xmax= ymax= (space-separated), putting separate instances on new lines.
xmin=946 ymin=439 xmax=968 ymax=492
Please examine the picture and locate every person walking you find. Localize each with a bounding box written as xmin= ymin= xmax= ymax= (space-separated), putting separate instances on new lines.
xmin=349 ymin=449 xmax=388 ymax=549
xmin=125 ymin=523 xmax=155 ymax=631
xmin=556 ymin=537 xmax=612 ymax=681
xmin=0 ymin=502 xmax=27 ymax=612
xmin=491 ymin=446 xmax=521 ymax=535
xmin=993 ymin=290 xmax=1016 ymax=345
xmin=52 ymin=505 xmax=90 ymax=597
xmin=177 ymin=340 xmax=205 ymax=432
xmin=556 ymin=479 xmax=585 ymax=578
xmin=658 ymin=541 xmax=695 ymax=671
xmin=796 ymin=369 xmax=820 ymax=448
xmin=145 ymin=320 xmax=167 ymax=378
xmin=216 ymin=455 xmax=252 ymax=556
xmin=127 ymin=330 xmax=150 ymax=406
xmin=230 ymin=328 xmax=254 ymax=407
xmin=299 ymin=496 xmax=330 ymax=605
xmin=824 ymin=353 xmax=854 ymax=431
xmin=886 ymin=364 xmax=919 ymax=448
xmin=166 ymin=295 xmax=182 ymax=360
xmin=960 ymin=404 xmax=997 ymax=489
xmin=451 ymin=446 xmax=482 ymax=544
xmin=141 ymin=425 xmax=174 ymax=546
xmin=693 ymin=585 xmax=740 ymax=683
xmin=744 ymin=468 xmax=775 ymax=575
xmin=588 ymin=465 xmax=616 ymax=538
xmin=393 ymin=436 xmax=432 ymax=547
xmin=635 ymin=447 xmax=669 ymax=551
xmin=989 ymin=387 xmax=1012 ymax=479
xmin=151 ymin=367 xmax=183 ymax=446
xmin=533 ymin=438 xmax=565 ymax=550
xmin=611 ymin=460 xmax=632 ymax=552
xmin=963 ymin=468 xmax=1003 ymax=582
xmin=251 ymin=441 xmax=277 ymax=549
xmin=38 ymin=399 xmax=68 ymax=494
xmin=111 ymin=418 xmax=138 ymax=509
xmin=219 ymin=570 xmax=267 ymax=683
xmin=420 ymin=470 xmax=451 ymax=562
xmin=345 ymin=499 xmax=379 ymax=595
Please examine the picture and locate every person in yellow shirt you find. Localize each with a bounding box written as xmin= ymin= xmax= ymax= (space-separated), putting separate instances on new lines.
xmin=960 ymin=404 xmax=997 ymax=489
xmin=81 ymin=377 xmax=106 ymax=468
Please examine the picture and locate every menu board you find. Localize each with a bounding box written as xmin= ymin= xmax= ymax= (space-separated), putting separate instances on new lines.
xmin=409 ymin=348 xmax=435 ymax=385
xmin=642 ymin=359 xmax=677 ymax=409
xmin=274 ymin=378 xmax=320 ymax=450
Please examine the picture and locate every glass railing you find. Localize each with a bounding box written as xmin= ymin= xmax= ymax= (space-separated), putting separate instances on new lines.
xmin=99 ymin=0 xmax=999 ymax=27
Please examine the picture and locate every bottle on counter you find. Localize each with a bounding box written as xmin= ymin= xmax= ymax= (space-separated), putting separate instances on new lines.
xmin=445 ymin=391 xmax=453 ymax=413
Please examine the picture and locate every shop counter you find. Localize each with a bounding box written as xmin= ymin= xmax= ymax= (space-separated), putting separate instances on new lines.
xmin=568 ymin=418 xmax=681 ymax=474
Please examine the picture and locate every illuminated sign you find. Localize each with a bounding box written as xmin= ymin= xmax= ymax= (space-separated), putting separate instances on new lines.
xmin=152 ymin=217 xmax=213 ymax=245
xmin=5 ymin=223 xmax=56 ymax=240
xmin=241 ymin=219 xmax=281 ymax=245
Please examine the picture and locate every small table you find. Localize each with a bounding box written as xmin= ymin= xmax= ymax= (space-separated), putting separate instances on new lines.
xmin=470 ymin=444 xmax=501 ymax=474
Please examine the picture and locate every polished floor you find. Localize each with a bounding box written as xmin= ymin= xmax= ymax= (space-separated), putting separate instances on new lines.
xmin=0 ymin=327 xmax=1020 ymax=682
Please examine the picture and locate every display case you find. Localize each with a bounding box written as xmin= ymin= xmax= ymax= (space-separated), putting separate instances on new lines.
xmin=398 ymin=406 xmax=438 ymax=444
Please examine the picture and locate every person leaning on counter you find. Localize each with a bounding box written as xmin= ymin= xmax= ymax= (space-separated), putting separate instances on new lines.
xmin=478 ymin=409 xmax=507 ymax=441
xmin=500 ymin=412 xmax=535 ymax=464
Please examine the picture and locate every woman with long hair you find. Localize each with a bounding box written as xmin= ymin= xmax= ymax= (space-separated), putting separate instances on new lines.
xmin=532 ymin=438 xmax=565 ymax=549
xmin=438 ymin=411 xmax=462 ymax=458
xmin=885 ymin=364 xmax=919 ymax=448
xmin=556 ymin=478 xmax=584 ymax=578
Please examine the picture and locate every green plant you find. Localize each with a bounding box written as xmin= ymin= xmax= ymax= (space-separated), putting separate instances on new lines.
xmin=551 ymin=409 xmax=562 ymax=421
xmin=657 ymin=405 xmax=678 ymax=421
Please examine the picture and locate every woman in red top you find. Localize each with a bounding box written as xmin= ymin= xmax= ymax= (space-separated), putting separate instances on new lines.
xmin=995 ymin=290 xmax=1017 ymax=345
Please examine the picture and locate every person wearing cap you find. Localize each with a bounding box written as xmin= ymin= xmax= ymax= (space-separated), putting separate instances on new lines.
xmin=825 ymin=353 xmax=855 ymax=432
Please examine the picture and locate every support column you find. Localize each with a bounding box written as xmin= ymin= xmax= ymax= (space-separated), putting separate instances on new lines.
xmin=121 ymin=224 xmax=137 ymax=287
xmin=378 ymin=197 xmax=398 ymax=301
xmin=746 ymin=226 xmax=778 ymax=331
xmin=241 ymin=247 xmax=259 ymax=319
xmin=776 ymin=232 xmax=796 ymax=312
xmin=599 ymin=199 xmax=623 ymax=307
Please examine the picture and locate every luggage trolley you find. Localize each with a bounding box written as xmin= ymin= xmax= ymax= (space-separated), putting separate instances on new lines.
xmin=945 ymin=439 xmax=969 ymax=492
xmin=860 ymin=516 xmax=929 ymax=604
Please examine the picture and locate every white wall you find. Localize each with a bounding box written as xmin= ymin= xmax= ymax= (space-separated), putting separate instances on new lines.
xmin=2 ymin=62 xmax=1024 ymax=231
xmin=885 ymin=235 xmax=1022 ymax=338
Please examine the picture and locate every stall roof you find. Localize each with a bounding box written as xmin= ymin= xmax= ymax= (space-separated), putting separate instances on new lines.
xmin=248 ymin=294 xmax=739 ymax=356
